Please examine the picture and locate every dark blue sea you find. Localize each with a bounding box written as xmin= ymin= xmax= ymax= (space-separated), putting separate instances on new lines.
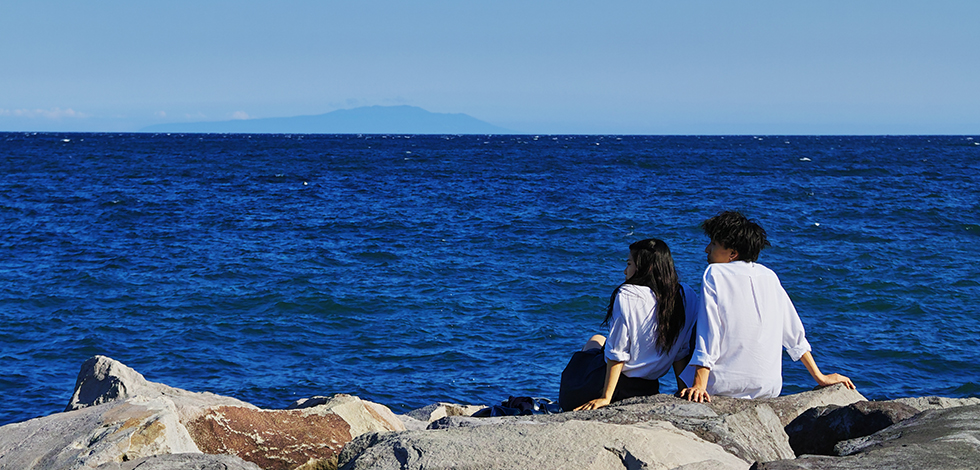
xmin=1 ymin=133 xmax=978 ymax=426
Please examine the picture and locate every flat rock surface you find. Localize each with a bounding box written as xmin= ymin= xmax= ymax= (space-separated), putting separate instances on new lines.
xmin=892 ymin=396 xmax=980 ymax=412
xmin=339 ymin=419 xmax=750 ymax=470
xmin=94 ymin=453 xmax=263 ymax=470
xmin=432 ymin=393 xmax=795 ymax=463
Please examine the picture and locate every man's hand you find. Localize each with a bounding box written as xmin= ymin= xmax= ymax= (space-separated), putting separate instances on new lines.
xmin=816 ymin=373 xmax=856 ymax=390
xmin=574 ymin=397 xmax=611 ymax=411
xmin=679 ymin=387 xmax=711 ymax=403
xmin=801 ymin=352 xmax=856 ymax=390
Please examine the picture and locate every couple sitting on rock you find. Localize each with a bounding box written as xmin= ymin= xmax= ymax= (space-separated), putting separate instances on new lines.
xmin=559 ymin=211 xmax=855 ymax=411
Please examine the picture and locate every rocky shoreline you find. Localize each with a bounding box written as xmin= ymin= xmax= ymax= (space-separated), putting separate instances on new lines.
xmin=1 ymin=356 xmax=978 ymax=469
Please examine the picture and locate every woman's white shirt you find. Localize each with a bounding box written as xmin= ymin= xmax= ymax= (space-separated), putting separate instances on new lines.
xmin=604 ymin=283 xmax=699 ymax=379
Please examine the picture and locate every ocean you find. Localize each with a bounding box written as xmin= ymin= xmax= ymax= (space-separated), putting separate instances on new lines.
xmin=1 ymin=133 xmax=978 ymax=426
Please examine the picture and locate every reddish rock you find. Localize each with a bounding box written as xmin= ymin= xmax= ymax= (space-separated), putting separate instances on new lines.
xmin=186 ymin=406 xmax=352 ymax=470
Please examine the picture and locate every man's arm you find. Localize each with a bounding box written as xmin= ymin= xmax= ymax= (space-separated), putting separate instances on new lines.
xmin=679 ymin=366 xmax=712 ymax=402
xmin=800 ymin=351 xmax=856 ymax=389
xmin=575 ymin=360 xmax=624 ymax=410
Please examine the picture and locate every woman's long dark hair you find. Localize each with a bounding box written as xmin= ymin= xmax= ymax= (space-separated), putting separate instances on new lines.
xmin=602 ymin=238 xmax=686 ymax=353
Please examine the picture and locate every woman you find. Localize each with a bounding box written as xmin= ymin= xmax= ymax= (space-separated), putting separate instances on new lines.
xmin=559 ymin=238 xmax=699 ymax=411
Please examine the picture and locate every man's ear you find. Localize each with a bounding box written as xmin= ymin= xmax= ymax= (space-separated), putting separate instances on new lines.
xmin=729 ymin=250 xmax=739 ymax=261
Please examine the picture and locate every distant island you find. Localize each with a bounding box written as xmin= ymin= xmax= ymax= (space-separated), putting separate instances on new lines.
xmin=140 ymin=105 xmax=512 ymax=134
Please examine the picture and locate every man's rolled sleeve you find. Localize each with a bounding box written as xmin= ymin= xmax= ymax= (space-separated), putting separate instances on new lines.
xmin=689 ymin=277 xmax=720 ymax=369
xmin=780 ymin=288 xmax=812 ymax=361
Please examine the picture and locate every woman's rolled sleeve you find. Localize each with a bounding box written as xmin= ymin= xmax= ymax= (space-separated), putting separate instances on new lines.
xmin=604 ymin=296 xmax=632 ymax=363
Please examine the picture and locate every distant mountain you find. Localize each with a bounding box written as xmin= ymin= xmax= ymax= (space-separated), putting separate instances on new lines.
xmin=140 ymin=105 xmax=512 ymax=134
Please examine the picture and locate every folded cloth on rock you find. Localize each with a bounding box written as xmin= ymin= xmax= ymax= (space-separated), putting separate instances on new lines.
xmin=473 ymin=396 xmax=563 ymax=417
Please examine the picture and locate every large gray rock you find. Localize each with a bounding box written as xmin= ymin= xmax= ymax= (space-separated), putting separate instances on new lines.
xmin=94 ymin=453 xmax=262 ymax=470
xmin=1 ymin=356 xmax=407 ymax=470
xmin=892 ymin=395 xmax=980 ymax=412
xmin=339 ymin=419 xmax=750 ymax=470
xmin=67 ymin=355 xmax=256 ymax=420
xmin=430 ymin=393 xmax=795 ymax=464
xmin=759 ymin=384 xmax=867 ymax=427
xmin=784 ymin=400 xmax=919 ymax=456
xmin=753 ymin=404 xmax=980 ymax=470
xmin=0 ymin=397 xmax=200 ymax=470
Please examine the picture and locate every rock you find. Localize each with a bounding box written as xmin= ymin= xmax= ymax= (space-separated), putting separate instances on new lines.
xmin=396 ymin=402 xmax=485 ymax=430
xmin=430 ymin=393 xmax=795 ymax=464
xmin=0 ymin=397 xmax=200 ymax=470
xmin=892 ymin=396 xmax=980 ymax=412
xmin=784 ymin=400 xmax=919 ymax=456
xmin=404 ymin=402 xmax=485 ymax=423
xmin=286 ymin=394 xmax=406 ymax=434
xmin=760 ymin=384 xmax=867 ymax=427
xmin=753 ymin=404 xmax=980 ymax=469
xmin=185 ymin=394 xmax=405 ymax=470
xmin=67 ymin=355 xmax=256 ymax=419
xmin=338 ymin=419 xmax=750 ymax=470
xmin=3 ymin=356 xmax=408 ymax=470
xmin=93 ymin=453 xmax=263 ymax=470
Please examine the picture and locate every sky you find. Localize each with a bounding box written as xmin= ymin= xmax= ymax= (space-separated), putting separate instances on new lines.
xmin=1 ymin=1 xmax=978 ymax=134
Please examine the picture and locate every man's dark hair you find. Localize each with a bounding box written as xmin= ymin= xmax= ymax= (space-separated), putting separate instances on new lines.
xmin=700 ymin=211 xmax=771 ymax=262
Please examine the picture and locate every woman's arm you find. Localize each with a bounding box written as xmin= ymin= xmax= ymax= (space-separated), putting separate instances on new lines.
xmin=679 ymin=366 xmax=712 ymax=402
xmin=574 ymin=360 xmax=624 ymax=411
xmin=672 ymin=357 xmax=690 ymax=392
xmin=800 ymin=351 xmax=856 ymax=389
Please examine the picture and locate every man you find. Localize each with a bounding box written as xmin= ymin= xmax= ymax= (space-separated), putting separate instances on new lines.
xmin=680 ymin=211 xmax=854 ymax=402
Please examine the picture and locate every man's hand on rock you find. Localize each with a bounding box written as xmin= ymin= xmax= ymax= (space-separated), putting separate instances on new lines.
xmin=679 ymin=387 xmax=711 ymax=403
xmin=816 ymin=373 xmax=856 ymax=390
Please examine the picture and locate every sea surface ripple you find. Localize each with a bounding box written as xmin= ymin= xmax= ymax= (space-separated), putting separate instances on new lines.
xmin=1 ymin=133 xmax=978 ymax=425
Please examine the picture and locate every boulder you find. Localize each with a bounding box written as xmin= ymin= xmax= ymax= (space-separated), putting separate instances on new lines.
xmin=186 ymin=394 xmax=406 ymax=470
xmin=784 ymin=400 xmax=919 ymax=456
xmin=404 ymin=402 xmax=486 ymax=423
xmin=752 ymin=404 xmax=980 ymax=470
xmin=286 ymin=394 xmax=407 ymax=434
xmin=0 ymin=396 xmax=200 ymax=470
xmin=430 ymin=393 xmax=795 ymax=464
xmin=892 ymin=396 xmax=980 ymax=412
xmin=397 ymin=402 xmax=486 ymax=430
xmin=93 ymin=453 xmax=263 ymax=470
xmin=338 ymin=419 xmax=750 ymax=470
xmin=67 ymin=355 xmax=256 ymax=420
xmin=1 ymin=356 xmax=409 ymax=470
xmin=759 ymin=384 xmax=867 ymax=427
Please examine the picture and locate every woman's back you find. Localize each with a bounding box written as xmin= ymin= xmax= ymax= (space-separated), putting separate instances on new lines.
xmin=605 ymin=283 xmax=699 ymax=381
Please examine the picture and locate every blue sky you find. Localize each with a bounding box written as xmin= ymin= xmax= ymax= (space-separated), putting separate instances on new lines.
xmin=2 ymin=1 xmax=978 ymax=134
